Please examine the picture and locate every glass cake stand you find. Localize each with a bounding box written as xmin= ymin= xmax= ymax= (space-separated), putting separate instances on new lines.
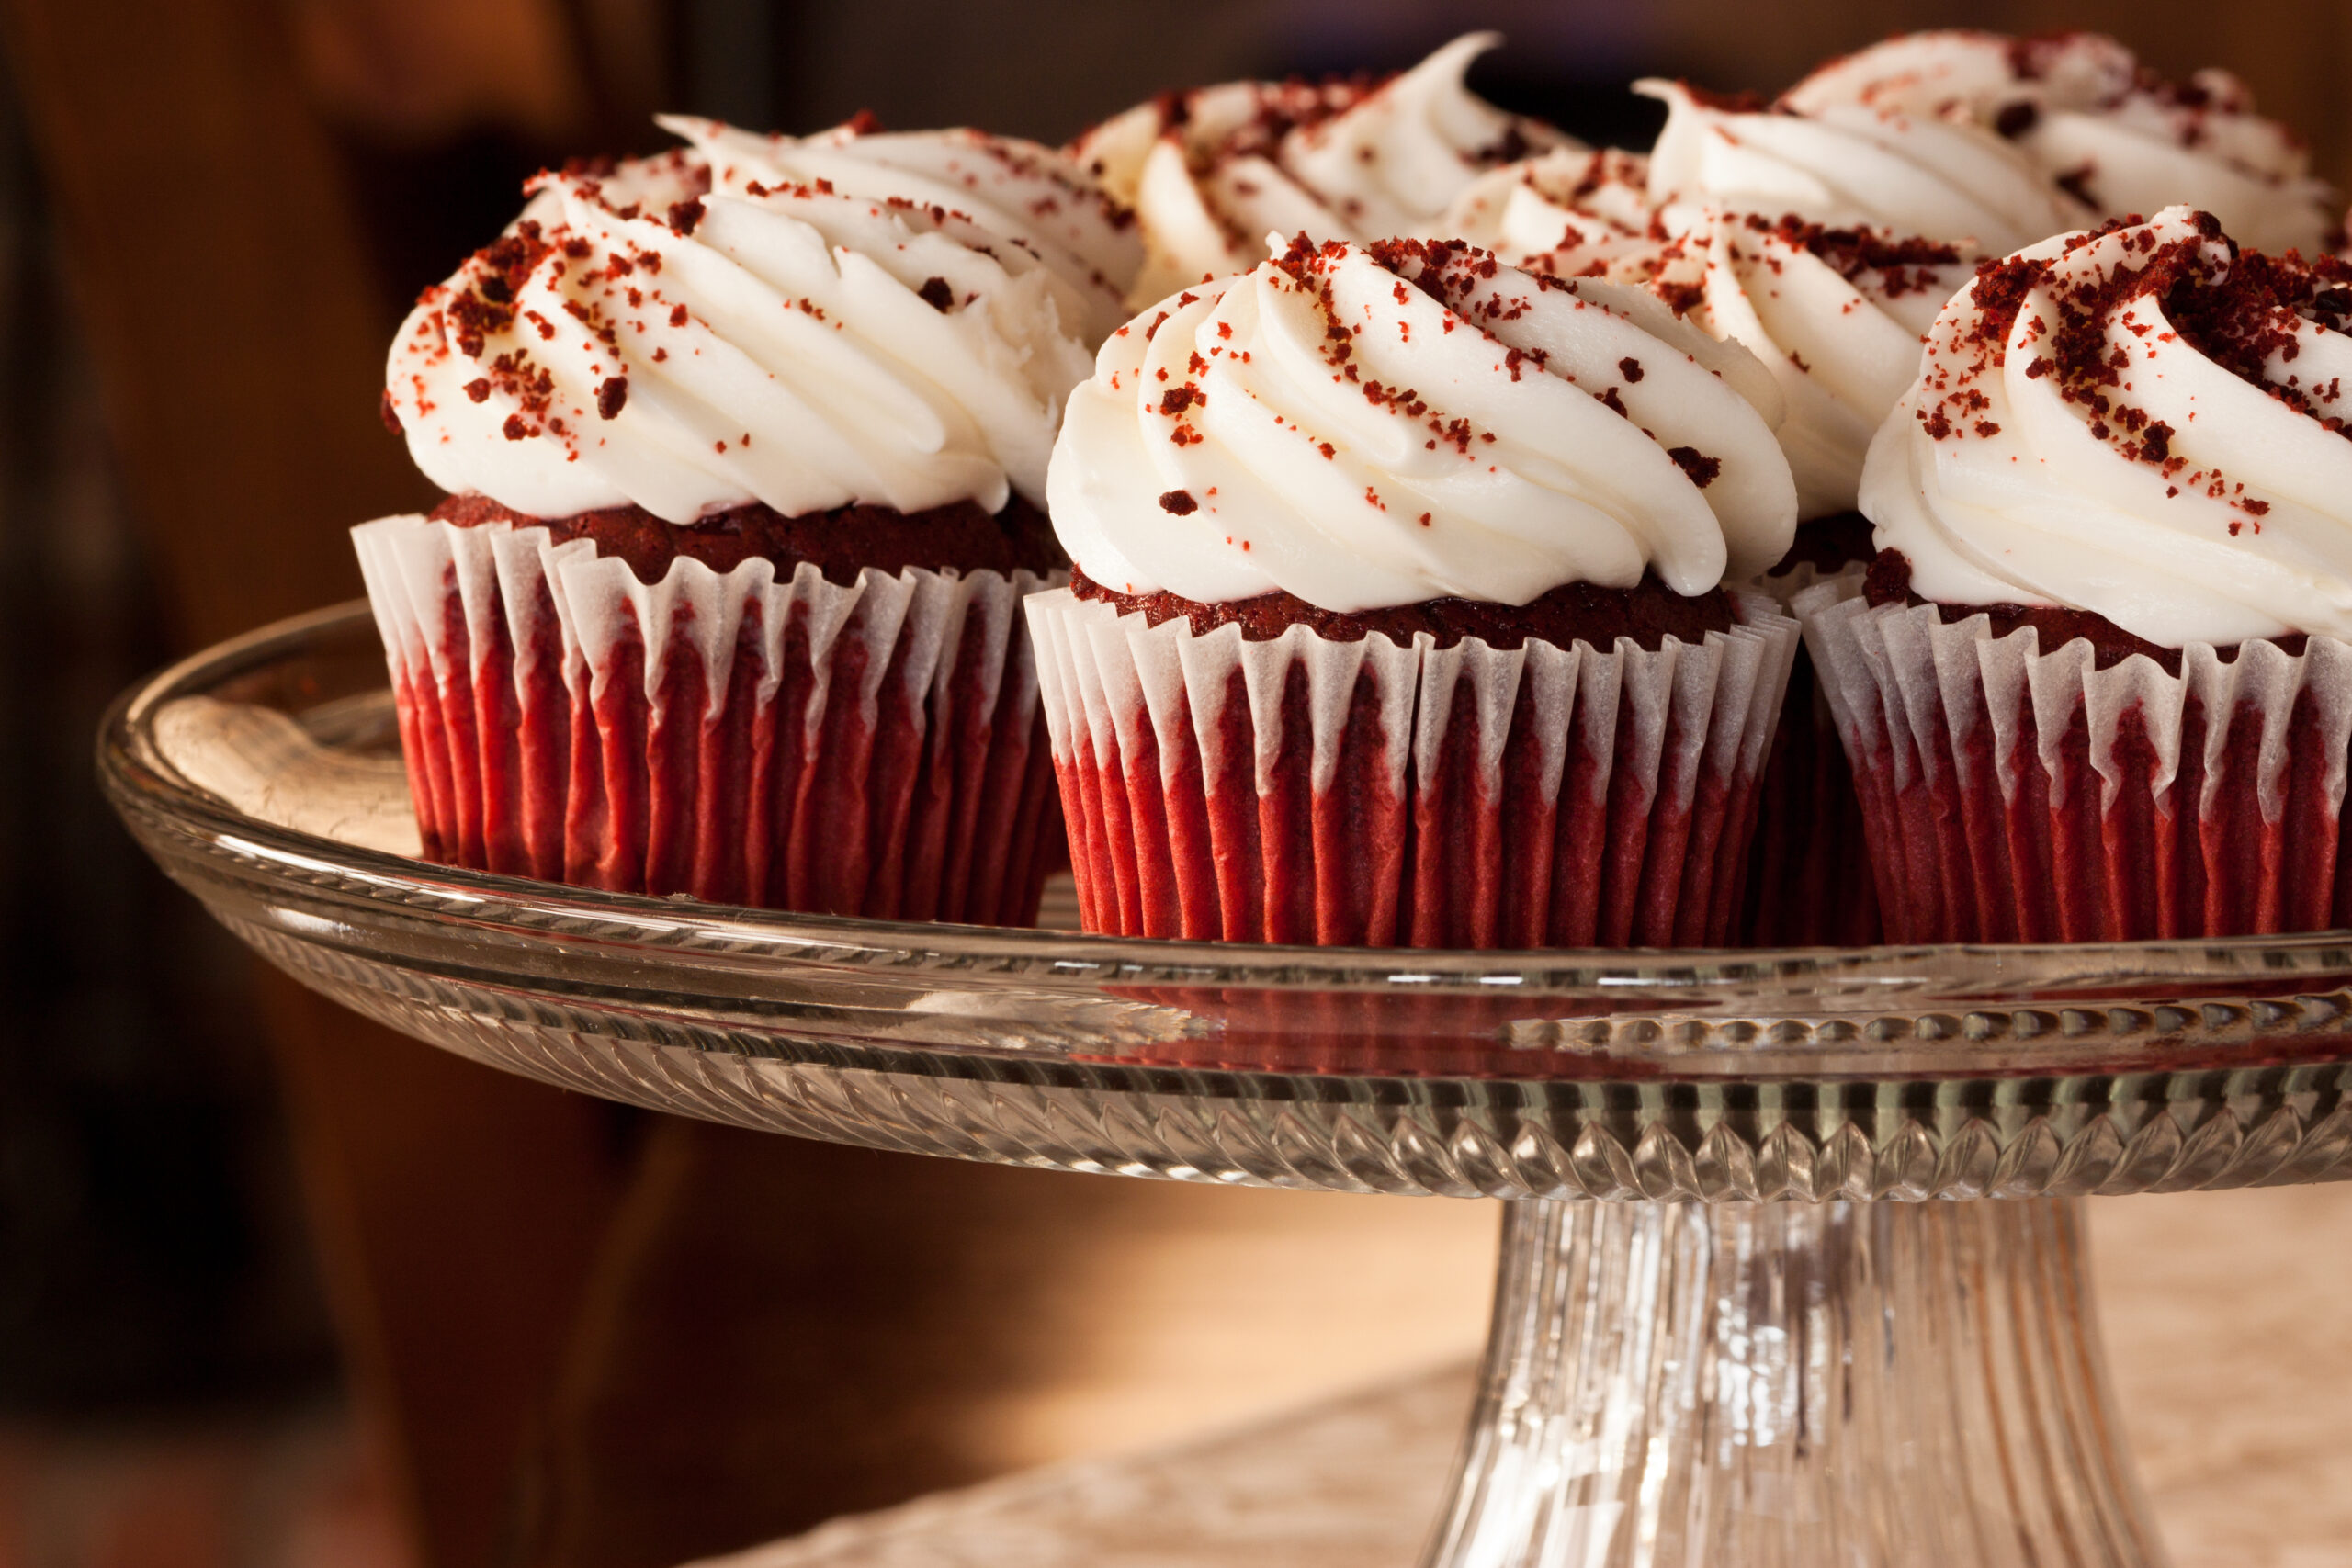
xmin=101 ymin=603 xmax=2352 ymax=1568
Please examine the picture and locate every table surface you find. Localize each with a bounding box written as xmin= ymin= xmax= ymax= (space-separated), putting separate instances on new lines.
xmin=689 ymin=1185 xmax=2352 ymax=1568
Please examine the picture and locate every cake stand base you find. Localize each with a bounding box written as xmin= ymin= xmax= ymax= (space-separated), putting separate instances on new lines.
xmin=1427 ymin=1198 xmax=2164 ymax=1567
xmin=113 ymin=603 xmax=2352 ymax=1568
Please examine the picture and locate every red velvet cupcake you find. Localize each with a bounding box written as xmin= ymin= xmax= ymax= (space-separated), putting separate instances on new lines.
xmin=1448 ymin=160 xmax=1984 ymax=944
xmin=1028 ymin=237 xmax=1804 ymax=956
xmin=1804 ymin=207 xmax=2352 ymax=942
xmin=1634 ymin=214 xmax=1977 ymax=945
xmin=355 ymin=118 xmax=1138 ymax=921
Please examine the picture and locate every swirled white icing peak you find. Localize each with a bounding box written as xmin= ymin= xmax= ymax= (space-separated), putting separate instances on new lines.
xmin=1784 ymin=32 xmax=2335 ymax=257
xmin=1445 ymin=145 xmax=1981 ymax=520
xmin=1634 ymin=216 xmax=1976 ymax=520
xmin=387 ymin=118 xmax=1140 ymax=524
xmin=1048 ymin=236 xmax=1797 ymax=611
xmin=1863 ymin=205 xmax=2352 ymax=645
xmin=1440 ymin=147 xmax=1664 ymax=281
xmin=1071 ymin=34 xmax=1573 ymax=307
xmin=1640 ymin=78 xmax=2091 ymax=255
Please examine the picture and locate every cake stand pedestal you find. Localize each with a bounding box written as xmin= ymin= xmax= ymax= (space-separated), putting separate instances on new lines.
xmin=103 ymin=604 xmax=2352 ymax=1568
xmin=1435 ymin=1198 xmax=2151 ymax=1565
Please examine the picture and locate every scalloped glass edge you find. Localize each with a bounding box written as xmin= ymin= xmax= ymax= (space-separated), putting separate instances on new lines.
xmin=96 ymin=601 xmax=2352 ymax=1089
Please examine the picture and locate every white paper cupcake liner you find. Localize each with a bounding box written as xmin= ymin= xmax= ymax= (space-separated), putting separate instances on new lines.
xmin=1795 ymin=575 xmax=2352 ymax=941
xmin=1025 ymin=587 xmax=1800 ymax=948
xmin=353 ymin=513 xmax=1061 ymax=922
xmin=1737 ymin=558 xmax=1878 ymax=944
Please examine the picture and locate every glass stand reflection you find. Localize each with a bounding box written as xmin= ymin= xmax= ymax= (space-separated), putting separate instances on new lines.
xmin=104 ymin=604 xmax=2352 ymax=1568
xmin=1430 ymin=1197 xmax=2160 ymax=1566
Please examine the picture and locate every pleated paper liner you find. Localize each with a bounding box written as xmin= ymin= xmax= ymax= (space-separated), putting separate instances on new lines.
xmin=1026 ymin=586 xmax=1801 ymax=960
xmin=1742 ymin=553 xmax=1879 ymax=945
xmin=1798 ymin=574 xmax=2352 ymax=942
xmin=353 ymin=514 xmax=1061 ymax=925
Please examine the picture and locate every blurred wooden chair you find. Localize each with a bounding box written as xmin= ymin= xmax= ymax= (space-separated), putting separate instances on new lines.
xmin=0 ymin=0 xmax=610 ymax=1562
xmin=0 ymin=0 xmax=811 ymax=1561
xmin=0 ymin=3 xmax=1494 ymax=1564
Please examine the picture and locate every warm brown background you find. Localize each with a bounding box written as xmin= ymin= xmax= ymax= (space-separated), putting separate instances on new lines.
xmin=0 ymin=3 xmax=2346 ymax=1566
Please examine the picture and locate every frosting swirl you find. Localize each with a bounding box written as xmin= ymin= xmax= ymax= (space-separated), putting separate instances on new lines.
xmin=1863 ymin=206 xmax=2352 ymax=646
xmin=388 ymin=119 xmax=1140 ymax=525
xmin=1784 ymin=32 xmax=2334 ymax=258
xmin=1071 ymin=34 xmax=1571 ymax=307
xmin=1047 ymin=237 xmax=1796 ymax=612
xmin=1640 ymin=79 xmax=2090 ymax=255
xmin=1444 ymin=149 xmax=1978 ymax=520
xmin=1630 ymin=217 xmax=1975 ymax=520
xmin=1440 ymin=147 xmax=1663 ymax=280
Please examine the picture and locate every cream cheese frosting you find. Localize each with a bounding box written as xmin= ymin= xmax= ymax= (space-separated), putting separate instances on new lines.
xmin=1446 ymin=79 xmax=2067 ymax=522
xmin=1444 ymin=144 xmax=1978 ymax=520
xmin=1047 ymin=236 xmax=1797 ymax=612
xmin=1784 ymin=32 xmax=2334 ymax=258
xmin=1625 ymin=217 xmax=1976 ymax=520
xmin=1863 ymin=205 xmax=2352 ymax=646
xmin=1440 ymin=147 xmax=1662 ymax=281
xmin=1071 ymin=34 xmax=1571 ymax=307
xmin=386 ymin=118 xmax=1140 ymax=525
xmin=1640 ymin=79 xmax=2090 ymax=255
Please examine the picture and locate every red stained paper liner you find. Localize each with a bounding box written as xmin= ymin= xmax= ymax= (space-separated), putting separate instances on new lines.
xmin=1797 ymin=574 xmax=2352 ymax=942
xmin=1025 ymin=586 xmax=1800 ymax=951
xmin=1741 ymin=560 xmax=1880 ymax=945
xmin=353 ymin=514 xmax=1061 ymax=924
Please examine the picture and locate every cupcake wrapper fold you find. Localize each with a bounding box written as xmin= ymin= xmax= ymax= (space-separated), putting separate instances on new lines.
xmin=353 ymin=514 xmax=1060 ymax=923
xmin=1796 ymin=576 xmax=2352 ymax=942
xmin=1739 ymin=561 xmax=1880 ymax=945
xmin=1750 ymin=557 xmax=1852 ymax=604
xmin=1025 ymin=587 xmax=1800 ymax=949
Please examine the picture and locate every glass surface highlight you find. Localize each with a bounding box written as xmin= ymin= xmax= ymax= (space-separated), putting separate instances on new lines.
xmin=100 ymin=604 xmax=2352 ymax=1205
xmin=103 ymin=602 xmax=2352 ymax=1566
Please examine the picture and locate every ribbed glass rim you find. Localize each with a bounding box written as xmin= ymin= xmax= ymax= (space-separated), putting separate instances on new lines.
xmin=95 ymin=601 xmax=2352 ymax=1021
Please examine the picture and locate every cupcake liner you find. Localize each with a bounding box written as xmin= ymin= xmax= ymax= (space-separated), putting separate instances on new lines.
xmin=1796 ymin=576 xmax=2352 ymax=942
xmin=1026 ymin=587 xmax=1801 ymax=950
xmin=353 ymin=514 xmax=1061 ymax=924
xmin=1740 ymin=560 xmax=1880 ymax=945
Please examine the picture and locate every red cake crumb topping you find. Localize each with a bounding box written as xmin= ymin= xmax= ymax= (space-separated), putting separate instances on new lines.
xmin=1912 ymin=211 xmax=2352 ymax=520
xmin=1667 ymin=447 xmax=1721 ymax=488
xmin=1178 ymin=234 xmax=1729 ymax=496
xmin=1080 ymin=65 xmax=1549 ymax=250
xmin=1675 ymin=82 xmax=1772 ymax=115
xmin=1738 ymin=213 xmax=1964 ymax=297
